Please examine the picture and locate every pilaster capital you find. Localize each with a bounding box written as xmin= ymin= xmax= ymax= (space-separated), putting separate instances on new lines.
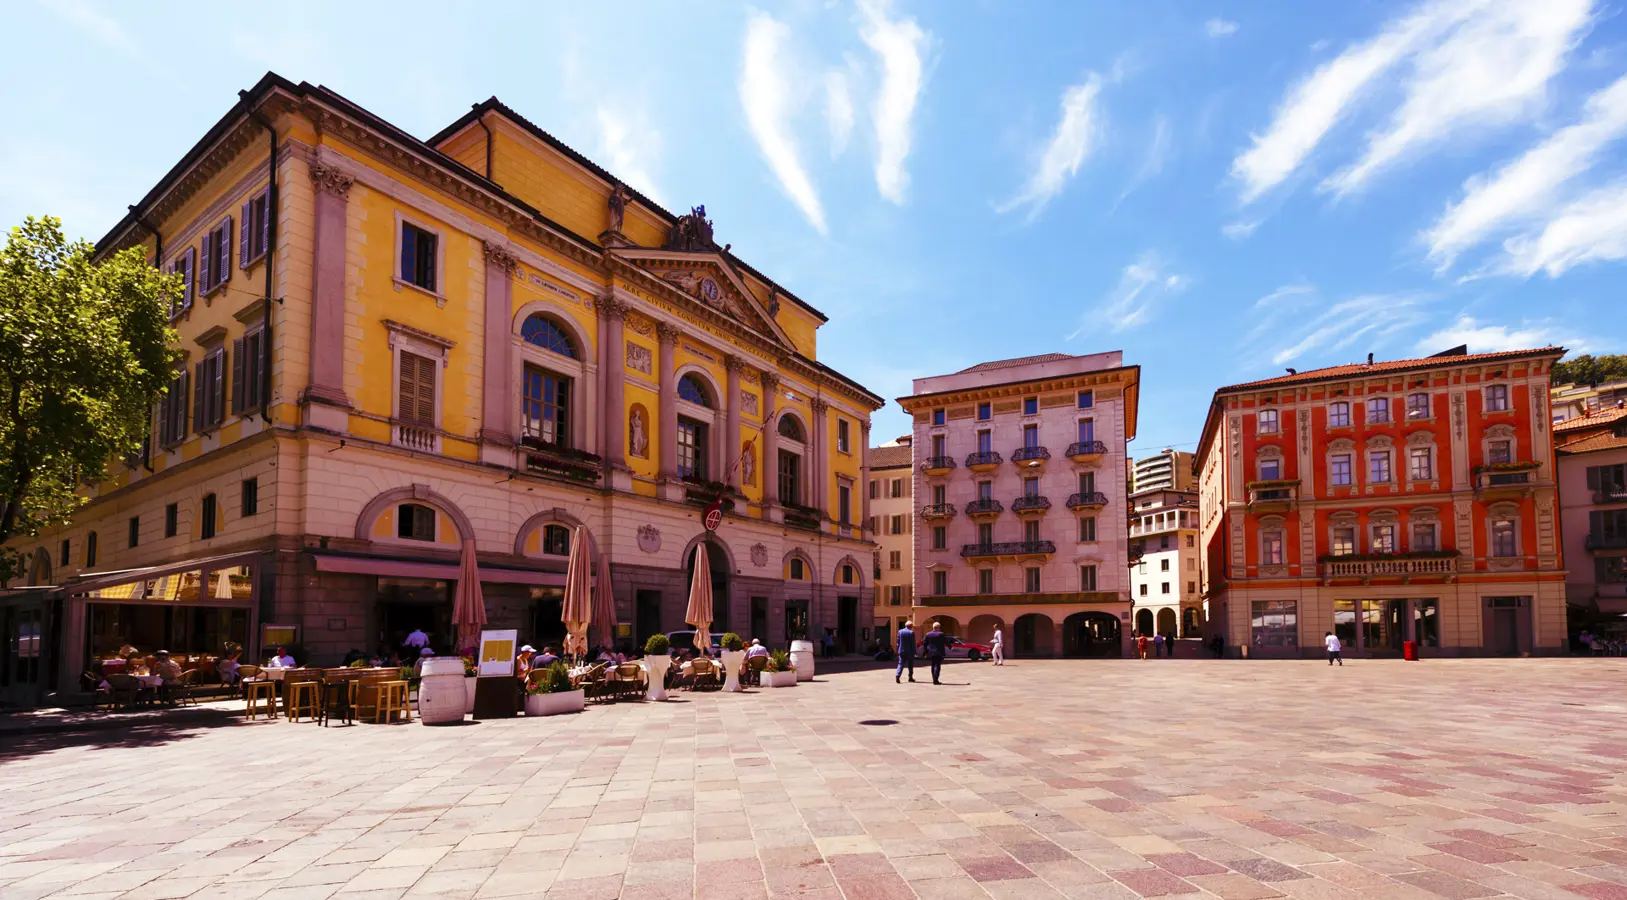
xmin=656 ymin=321 xmax=681 ymax=346
xmin=482 ymin=241 xmax=519 ymax=273
xmin=759 ymin=371 xmax=781 ymax=391
xmin=597 ymin=294 xmax=629 ymax=321
xmin=724 ymin=354 xmax=748 ymax=374
xmin=809 ymin=397 xmax=830 ymax=415
xmin=860 ymin=419 xmax=872 ymax=435
xmin=308 ymin=163 xmax=354 ymax=199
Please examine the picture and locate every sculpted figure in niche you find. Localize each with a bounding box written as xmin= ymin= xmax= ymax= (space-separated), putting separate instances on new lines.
xmin=741 ymin=446 xmax=756 ymax=486
xmin=629 ymin=406 xmax=649 ymax=459
xmin=607 ymin=183 xmax=631 ymax=234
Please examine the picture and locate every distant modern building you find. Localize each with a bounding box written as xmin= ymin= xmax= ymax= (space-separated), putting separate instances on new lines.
xmin=1552 ymin=378 xmax=1627 ymax=423
xmin=1555 ymin=403 xmax=1627 ymax=617
xmin=1128 ymin=487 xmax=1203 ymax=639
xmin=899 ymin=352 xmax=1138 ymax=657
xmin=1196 ymin=345 xmax=1568 ymax=658
xmin=1132 ymin=448 xmax=1195 ymax=493
xmin=868 ymin=436 xmax=914 ymax=650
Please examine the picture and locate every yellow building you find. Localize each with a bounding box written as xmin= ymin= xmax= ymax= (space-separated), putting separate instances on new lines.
xmin=868 ymin=437 xmax=915 ymax=650
xmin=1 ymin=74 xmax=881 ymax=700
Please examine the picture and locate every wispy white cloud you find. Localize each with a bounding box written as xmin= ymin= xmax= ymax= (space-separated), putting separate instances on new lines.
xmin=1114 ymin=115 xmax=1170 ymax=208
xmin=1206 ymin=18 xmax=1239 ymax=38
xmin=739 ymin=13 xmax=827 ymax=235
xmin=1424 ymin=72 xmax=1627 ymax=270
xmin=1321 ymin=0 xmax=1593 ymax=197
xmin=596 ymin=108 xmax=665 ymax=207
xmin=1222 ymin=219 xmax=1261 ymax=240
xmin=1263 ymin=292 xmax=1431 ymax=366
xmin=858 ymin=0 xmax=930 ymax=205
xmin=997 ymin=75 xmax=1103 ymax=220
xmin=1498 ymin=178 xmax=1627 ymax=277
xmin=824 ymin=69 xmax=855 ymax=157
xmin=1252 ymin=283 xmax=1316 ymax=310
xmin=1242 ymin=283 xmax=1317 ymax=346
xmin=1072 ymin=252 xmax=1188 ymax=337
xmin=1413 ymin=315 xmax=1585 ymax=354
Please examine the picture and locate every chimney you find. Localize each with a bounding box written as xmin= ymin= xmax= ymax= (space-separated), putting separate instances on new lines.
xmin=1367 ymin=353 xmax=1374 ymax=365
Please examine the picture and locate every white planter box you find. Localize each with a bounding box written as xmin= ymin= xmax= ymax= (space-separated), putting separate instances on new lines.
xmin=464 ymin=676 xmax=477 ymax=714
xmin=643 ymin=656 xmax=671 ymax=701
xmin=720 ymin=649 xmax=746 ymax=692
xmin=524 ymin=688 xmax=584 ymax=716
xmin=764 ymin=670 xmax=798 ymax=688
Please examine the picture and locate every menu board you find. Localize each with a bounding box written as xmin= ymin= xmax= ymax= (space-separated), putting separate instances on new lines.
xmin=478 ymin=629 xmax=518 ymax=677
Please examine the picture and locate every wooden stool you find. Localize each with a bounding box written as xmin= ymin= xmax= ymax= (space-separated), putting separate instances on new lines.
xmin=245 ymin=680 xmax=278 ymax=720
xmin=375 ymin=680 xmax=410 ymax=723
xmin=284 ymin=677 xmax=321 ymax=723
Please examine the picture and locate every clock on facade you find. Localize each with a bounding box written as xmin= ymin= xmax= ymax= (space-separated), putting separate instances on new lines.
xmin=698 ymin=277 xmax=721 ymax=304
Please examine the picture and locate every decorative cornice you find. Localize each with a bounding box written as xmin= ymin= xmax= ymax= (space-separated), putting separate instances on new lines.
xmin=656 ymin=322 xmax=681 ymax=345
xmin=308 ymin=162 xmax=355 ymax=198
xmin=482 ymin=241 xmax=519 ymax=273
xmin=382 ymin=318 xmax=457 ymax=350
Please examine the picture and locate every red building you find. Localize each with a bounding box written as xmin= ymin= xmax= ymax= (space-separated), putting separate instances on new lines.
xmin=1195 ymin=346 xmax=1567 ymax=658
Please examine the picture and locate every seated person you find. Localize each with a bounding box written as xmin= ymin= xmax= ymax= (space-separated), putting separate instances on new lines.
xmin=745 ymin=639 xmax=770 ymax=659
xmin=516 ymin=645 xmax=536 ymax=680
xmin=341 ymin=648 xmax=369 ymax=667
xmin=267 ymin=646 xmax=296 ymax=668
xmin=152 ymin=650 xmax=183 ymax=682
xmin=535 ymin=646 xmax=560 ymax=667
xmin=217 ymin=650 xmax=242 ymax=685
xmin=412 ymin=647 xmax=435 ymax=675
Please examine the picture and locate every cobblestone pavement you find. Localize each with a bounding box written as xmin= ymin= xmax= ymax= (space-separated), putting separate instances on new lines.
xmin=3 ymin=659 xmax=1627 ymax=900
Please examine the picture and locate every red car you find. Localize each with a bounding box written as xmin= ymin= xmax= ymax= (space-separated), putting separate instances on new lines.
xmin=916 ymin=635 xmax=994 ymax=661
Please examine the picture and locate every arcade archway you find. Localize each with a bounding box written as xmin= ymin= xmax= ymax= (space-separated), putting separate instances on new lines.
xmin=1063 ymin=612 xmax=1121 ymax=657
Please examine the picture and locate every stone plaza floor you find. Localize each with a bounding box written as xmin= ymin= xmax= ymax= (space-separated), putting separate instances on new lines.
xmin=3 ymin=658 xmax=1627 ymax=900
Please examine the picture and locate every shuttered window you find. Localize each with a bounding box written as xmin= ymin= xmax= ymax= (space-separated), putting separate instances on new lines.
xmin=239 ymin=188 xmax=271 ymax=267
xmin=169 ymin=247 xmax=196 ymax=317
xmin=199 ymin=216 xmax=233 ymax=294
xmin=231 ymin=328 xmax=267 ymax=414
xmin=159 ymin=371 xmax=190 ymax=447
xmin=194 ymin=347 xmax=227 ymax=432
xmin=398 ymin=351 xmax=436 ymax=425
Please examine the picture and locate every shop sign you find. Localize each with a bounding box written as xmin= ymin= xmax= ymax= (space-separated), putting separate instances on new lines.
xmin=478 ymin=629 xmax=518 ymax=677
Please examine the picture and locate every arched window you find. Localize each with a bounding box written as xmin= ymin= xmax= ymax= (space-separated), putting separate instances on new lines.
xmin=678 ymin=374 xmax=712 ymax=407
xmin=398 ymin=503 xmax=436 ymax=542
xmin=541 ymin=524 xmax=571 ymax=556
xmin=841 ymin=564 xmax=855 ymax=585
xmin=777 ymin=414 xmax=805 ymax=442
xmin=520 ymin=314 xmax=577 ymax=358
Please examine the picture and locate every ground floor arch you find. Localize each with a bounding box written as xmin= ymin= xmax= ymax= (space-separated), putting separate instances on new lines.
xmin=967 ymin=614 xmax=1003 ymax=647
xmin=1182 ymin=607 xmax=1201 ymax=637
xmin=1013 ymin=613 xmax=1055 ymax=657
xmin=1157 ymin=607 xmax=1177 ymax=636
xmin=1063 ymin=611 xmax=1121 ymax=657
xmin=684 ymin=539 xmax=732 ymax=637
xmin=922 ymin=614 xmax=961 ymax=638
xmin=1135 ymin=608 xmax=1154 ymax=636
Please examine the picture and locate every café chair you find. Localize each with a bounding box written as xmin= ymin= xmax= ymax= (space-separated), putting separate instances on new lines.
xmin=284 ymin=670 xmax=322 ymax=723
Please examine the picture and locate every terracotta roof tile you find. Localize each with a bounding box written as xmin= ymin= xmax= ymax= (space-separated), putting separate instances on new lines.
xmin=956 ymin=353 xmax=1075 ymax=375
xmin=869 ymin=444 xmax=913 ymax=469
xmin=1553 ymin=405 xmax=1627 ymax=433
xmin=1215 ymin=347 xmax=1565 ymax=393
xmin=1556 ymin=431 xmax=1627 ymax=454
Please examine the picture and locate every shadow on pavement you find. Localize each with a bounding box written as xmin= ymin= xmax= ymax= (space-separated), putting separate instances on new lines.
xmin=0 ymin=716 xmax=252 ymax=760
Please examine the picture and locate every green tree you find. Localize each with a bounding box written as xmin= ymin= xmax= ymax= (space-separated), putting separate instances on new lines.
xmin=0 ymin=217 xmax=179 ymax=545
xmin=1552 ymin=354 xmax=1627 ymax=386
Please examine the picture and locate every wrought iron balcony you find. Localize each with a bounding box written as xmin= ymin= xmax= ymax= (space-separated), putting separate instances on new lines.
xmin=920 ymin=455 xmax=957 ymax=475
xmin=1066 ymin=491 xmax=1108 ymax=510
xmin=1011 ymin=495 xmax=1052 ymax=514
xmin=963 ymin=498 xmax=1004 ymax=518
xmin=1594 ymin=486 xmax=1627 ymax=504
xmin=523 ymin=440 xmax=603 ymax=484
xmin=965 ymin=451 xmax=1004 ymax=471
xmin=1066 ymin=440 xmax=1107 ymax=461
xmin=782 ymin=505 xmax=823 ymax=532
xmin=920 ymin=503 xmax=957 ymax=520
xmin=1586 ymin=532 xmax=1627 ymax=551
xmin=1011 ymin=446 xmax=1050 ymax=465
xmin=961 ymin=540 xmax=1056 ymax=559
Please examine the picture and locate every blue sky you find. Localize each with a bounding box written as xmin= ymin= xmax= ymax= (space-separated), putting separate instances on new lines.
xmin=4 ymin=1 xmax=1626 ymax=457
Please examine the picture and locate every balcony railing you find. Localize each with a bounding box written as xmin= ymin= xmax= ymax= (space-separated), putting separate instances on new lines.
xmin=1066 ymin=491 xmax=1108 ymax=510
xmin=961 ymin=540 xmax=1057 ymax=559
xmin=1011 ymin=495 xmax=1052 ymax=513
xmin=395 ymin=421 xmax=440 ymax=453
xmin=1066 ymin=440 xmax=1107 ymax=460
xmin=1246 ymin=479 xmax=1299 ymax=511
xmin=1011 ymin=446 xmax=1050 ymax=465
xmin=1594 ymin=486 xmax=1627 ymax=504
xmin=1587 ymin=532 xmax=1627 ymax=551
xmin=783 ymin=504 xmax=823 ymax=532
xmin=1319 ymin=554 xmax=1459 ymax=580
xmin=920 ymin=455 xmax=957 ymax=475
xmin=920 ymin=503 xmax=957 ymax=520
xmin=965 ymin=451 xmax=1004 ymax=470
xmin=522 ymin=440 xmax=603 ymax=484
xmin=964 ymin=498 xmax=1004 ymax=518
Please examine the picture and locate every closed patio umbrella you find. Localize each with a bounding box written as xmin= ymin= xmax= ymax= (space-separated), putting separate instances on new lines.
xmin=589 ymin=539 xmax=617 ymax=652
xmin=561 ymin=526 xmax=592 ymax=659
xmin=685 ymin=544 xmax=713 ymax=656
xmin=452 ymin=539 xmax=489 ymax=651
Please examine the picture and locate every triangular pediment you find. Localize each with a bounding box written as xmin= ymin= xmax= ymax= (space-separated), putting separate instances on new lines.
xmin=611 ymin=248 xmax=791 ymax=347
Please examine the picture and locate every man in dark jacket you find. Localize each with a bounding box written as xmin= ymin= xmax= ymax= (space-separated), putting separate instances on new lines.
xmin=895 ymin=621 xmax=916 ymax=684
xmin=922 ymin=621 xmax=949 ymax=685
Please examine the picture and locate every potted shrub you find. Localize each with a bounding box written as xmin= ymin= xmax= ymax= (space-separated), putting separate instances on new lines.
xmin=524 ymin=661 xmax=583 ymax=716
xmin=719 ymin=633 xmax=746 ymax=692
xmin=642 ymin=634 xmax=672 ymax=701
xmin=764 ymin=650 xmax=797 ymax=688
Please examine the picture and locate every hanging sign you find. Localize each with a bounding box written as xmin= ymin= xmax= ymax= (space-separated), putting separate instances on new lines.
xmin=703 ymin=500 xmax=724 ymax=533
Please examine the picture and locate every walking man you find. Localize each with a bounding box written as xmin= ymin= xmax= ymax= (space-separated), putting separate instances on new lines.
xmin=923 ymin=621 xmax=949 ymax=685
xmin=1153 ymin=632 xmax=1165 ymax=658
xmin=1137 ymin=633 xmax=1149 ymax=660
xmin=991 ymin=623 xmax=1005 ymax=666
xmin=895 ymin=621 xmax=916 ymax=683
xmin=1325 ymin=631 xmax=1343 ymax=666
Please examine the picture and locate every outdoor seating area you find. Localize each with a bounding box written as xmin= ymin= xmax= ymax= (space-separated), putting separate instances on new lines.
xmin=225 ymin=666 xmax=413 ymax=726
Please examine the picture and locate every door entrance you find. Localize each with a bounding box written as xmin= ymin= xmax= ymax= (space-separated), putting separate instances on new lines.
xmin=750 ymin=597 xmax=767 ymax=646
xmin=784 ymin=599 xmax=808 ymax=644
xmin=635 ymin=590 xmax=662 ymax=648
xmin=1063 ymin=612 xmax=1121 ymax=657
xmin=837 ymin=596 xmax=858 ymax=653
xmin=0 ymin=603 xmax=48 ymax=707
xmin=686 ymin=543 xmax=730 ymax=634
xmin=1491 ymin=608 xmax=1519 ymax=656
xmin=529 ymin=587 xmax=565 ymax=653
xmin=376 ymin=577 xmax=453 ymax=655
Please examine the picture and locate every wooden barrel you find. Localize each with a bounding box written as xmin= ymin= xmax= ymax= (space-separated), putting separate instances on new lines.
xmin=417 ymin=657 xmax=466 ymax=724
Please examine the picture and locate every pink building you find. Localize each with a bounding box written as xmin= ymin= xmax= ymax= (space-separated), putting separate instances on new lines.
xmin=898 ymin=352 xmax=1139 ymax=657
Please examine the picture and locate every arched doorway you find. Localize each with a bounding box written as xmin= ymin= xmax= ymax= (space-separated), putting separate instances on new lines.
xmin=1063 ymin=612 xmax=1121 ymax=657
xmin=1014 ymin=614 xmax=1054 ymax=657
xmin=685 ymin=541 xmax=731 ymax=639
xmin=967 ymin=614 xmax=1002 ymax=647
xmin=1156 ymin=607 xmax=1177 ymax=637
xmin=1182 ymin=608 xmax=1200 ymax=637
xmin=1135 ymin=608 xmax=1154 ymax=636
xmin=923 ymin=615 xmax=960 ymax=638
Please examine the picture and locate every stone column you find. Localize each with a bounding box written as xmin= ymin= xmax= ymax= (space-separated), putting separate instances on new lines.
xmin=478 ymin=242 xmax=517 ymax=465
xmin=657 ymin=322 xmax=681 ymax=498
xmin=304 ymin=163 xmax=353 ymax=433
xmin=725 ymin=355 xmax=744 ymax=490
xmin=760 ymin=372 xmax=782 ymax=520
xmin=599 ymin=296 xmax=628 ymax=471
xmin=810 ymin=398 xmax=830 ymax=522
xmin=860 ymin=419 xmax=872 ymax=540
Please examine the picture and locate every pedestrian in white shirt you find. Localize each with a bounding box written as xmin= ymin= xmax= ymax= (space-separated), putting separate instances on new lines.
xmin=1324 ymin=632 xmax=1343 ymax=666
xmin=991 ymin=626 xmax=1005 ymax=666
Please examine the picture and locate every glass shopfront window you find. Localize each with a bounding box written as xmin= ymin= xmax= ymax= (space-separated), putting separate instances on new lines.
xmin=1413 ymin=599 xmax=1439 ymax=647
xmin=1251 ymin=599 xmax=1298 ymax=649
xmin=83 ymin=564 xmax=257 ymax=681
xmin=1334 ymin=599 xmax=1358 ymax=649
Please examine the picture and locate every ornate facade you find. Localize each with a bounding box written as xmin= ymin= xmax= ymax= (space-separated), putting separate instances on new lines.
xmin=1195 ymin=346 xmax=1567 ymax=658
xmin=1 ymin=75 xmax=880 ymax=700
